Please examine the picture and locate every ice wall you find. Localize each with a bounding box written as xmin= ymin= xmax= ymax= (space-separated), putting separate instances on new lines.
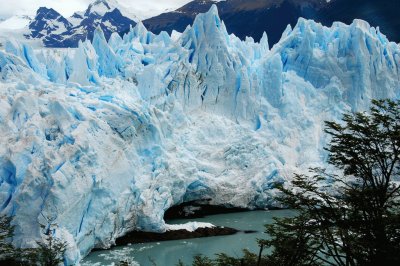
xmin=1 ymin=5 xmax=400 ymax=265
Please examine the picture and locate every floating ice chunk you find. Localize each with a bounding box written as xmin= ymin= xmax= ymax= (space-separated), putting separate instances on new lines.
xmin=165 ymin=222 xmax=215 ymax=232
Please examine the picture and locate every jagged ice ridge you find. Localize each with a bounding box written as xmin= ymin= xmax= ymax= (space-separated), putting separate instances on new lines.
xmin=1 ymin=5 xmax=400 ymax=264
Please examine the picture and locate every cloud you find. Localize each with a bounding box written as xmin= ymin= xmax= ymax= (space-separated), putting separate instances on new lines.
xmin=115 ymin=0 xmax=193 ymax=20
xmin=0 ymin=0 xmax=90 ymax=18
xmin=0 ymin=0 xmax=192 ymax=19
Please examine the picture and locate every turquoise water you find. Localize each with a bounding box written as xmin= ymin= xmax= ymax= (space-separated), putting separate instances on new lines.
xmin=81 ymin=210 xmax=294 ymax=266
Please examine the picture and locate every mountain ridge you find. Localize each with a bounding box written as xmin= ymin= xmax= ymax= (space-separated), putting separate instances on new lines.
xmin=24 ymin=0 xmax=137 ymax=47
xmin=3 ymin=0 xmax=400 ymax=48
xmin=1 ymin=5 xmax=399 ymax=264
xmin=143 ymin=0 xmax=400 ymax=46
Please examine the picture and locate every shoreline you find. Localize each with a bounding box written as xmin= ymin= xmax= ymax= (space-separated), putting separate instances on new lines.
xmin=114 ymin=226 xmax=242 ymax=246
xmin=110 ymin=203 xmax=278 ymax=247
xmin=82 ymin=209 xmax=296 ymax=265
xmin=92 ymin=205 xmax=276 ymax=251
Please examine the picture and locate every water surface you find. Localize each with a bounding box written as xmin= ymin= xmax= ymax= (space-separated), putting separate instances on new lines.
xmin=82 ymin=210 xmax=294 ymax=266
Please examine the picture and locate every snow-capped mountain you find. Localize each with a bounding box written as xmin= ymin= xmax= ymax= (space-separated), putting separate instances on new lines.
xmin=8 ymin=0 xmax=399 ymax=48
xmin=0 ymin=15 xmax=32 ymax=30
xmin=28 ymin=7 xmax=72 ymax=39
xmin=25 ymin=0 xmax=137 ymax=47
xmin=1 ymin=4 xmax=400 ymax=265
xmin=85 ymin=0 xmax=138 ymax=21
xmin=144 ymin=0 xmax=400 ymax=45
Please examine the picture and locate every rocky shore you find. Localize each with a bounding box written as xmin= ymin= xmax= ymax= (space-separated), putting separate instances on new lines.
xmin=115 ymin=226 xmax=240 ymax=246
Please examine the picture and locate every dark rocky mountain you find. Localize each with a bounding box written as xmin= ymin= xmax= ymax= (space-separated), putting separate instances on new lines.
xmin=28 ymin=7 xmax=72 ymax=39
xmin=26 ymin=0 xmax=136 ymax=47
xmin=315 ymin=0 xmax=400 ymax=44
xmin=23 ymin=0 xmax=400 ymax=48
xmin=143 ymin=0 xmax=400 ymax=46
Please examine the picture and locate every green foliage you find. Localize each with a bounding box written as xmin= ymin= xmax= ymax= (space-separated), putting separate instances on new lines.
xmin=262 ymin=99 xmax=400 ymax=266
xmin=15 ymin=223 xmax=68 ymax=266
xmin=215 ymin=249 xmax=260 ymax=266
xmin=182 ymin=99 xmax=400 ymax=266
xmin=192 ymin=255 xmax=214 ymax=266
xmin=33 ymin=224 xmax=67 ymax=266
xmin=0 ymin=215 xmax=15 ymax=260
xmin=259 ymin=214 xmax=320 ymax=266
xmin=177 ymin=249 xmax=265 ymax=266
xmin=0 ymin=215 xmax=37 ymax=265
xmin=214 ymin=252 xmax=243 ymax=266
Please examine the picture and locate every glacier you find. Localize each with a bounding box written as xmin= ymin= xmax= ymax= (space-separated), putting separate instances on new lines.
xmin=1 ymin=5 xmax=400 ymax=265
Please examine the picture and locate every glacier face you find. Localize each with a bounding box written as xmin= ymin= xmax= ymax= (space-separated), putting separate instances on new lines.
xmin=1 ymin=5 xmax=400 ymax=264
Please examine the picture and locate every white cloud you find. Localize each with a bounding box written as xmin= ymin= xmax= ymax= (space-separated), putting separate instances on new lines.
xmin=0 ymin=0 xmax=193 ymax=19
xmin=117 ymin=0 xmax=193 ymax=20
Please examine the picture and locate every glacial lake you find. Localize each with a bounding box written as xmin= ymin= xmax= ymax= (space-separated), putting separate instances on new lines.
xmin=81 ymin=210 xmax=295 ymax=266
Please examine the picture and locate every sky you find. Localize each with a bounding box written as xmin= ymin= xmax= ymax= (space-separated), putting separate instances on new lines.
xmin=0 ymin=0 xmax=193 ymax=20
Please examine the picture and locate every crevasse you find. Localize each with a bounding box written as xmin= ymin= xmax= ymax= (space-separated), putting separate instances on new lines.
xmin=0 ymin=5 xmax=399 ymax=265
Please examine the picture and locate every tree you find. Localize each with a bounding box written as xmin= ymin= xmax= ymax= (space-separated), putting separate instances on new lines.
xmin=182 ymin=99 xmax=400 ymax=266
xmin=177 ymin=248 xmax=271 ymax=266
xmin=0 ymin=215 xmax=30 ymax=266
xmin=34 ymin=224 xmax=67 ymax=266
xmin=192 ymin=255 xmax=214 ymax=266
xmin=0 ymin=214 xmax=15 ymax=260
xmin=0 ymin=215 xmax=68 ymax=266
xmin=259 ymin=214 xmax=320 ymax=266
xmin=325 ymin=99 xmax=400 ymax=265
xmin=261 ymin=99 xmax=400 ymax=265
